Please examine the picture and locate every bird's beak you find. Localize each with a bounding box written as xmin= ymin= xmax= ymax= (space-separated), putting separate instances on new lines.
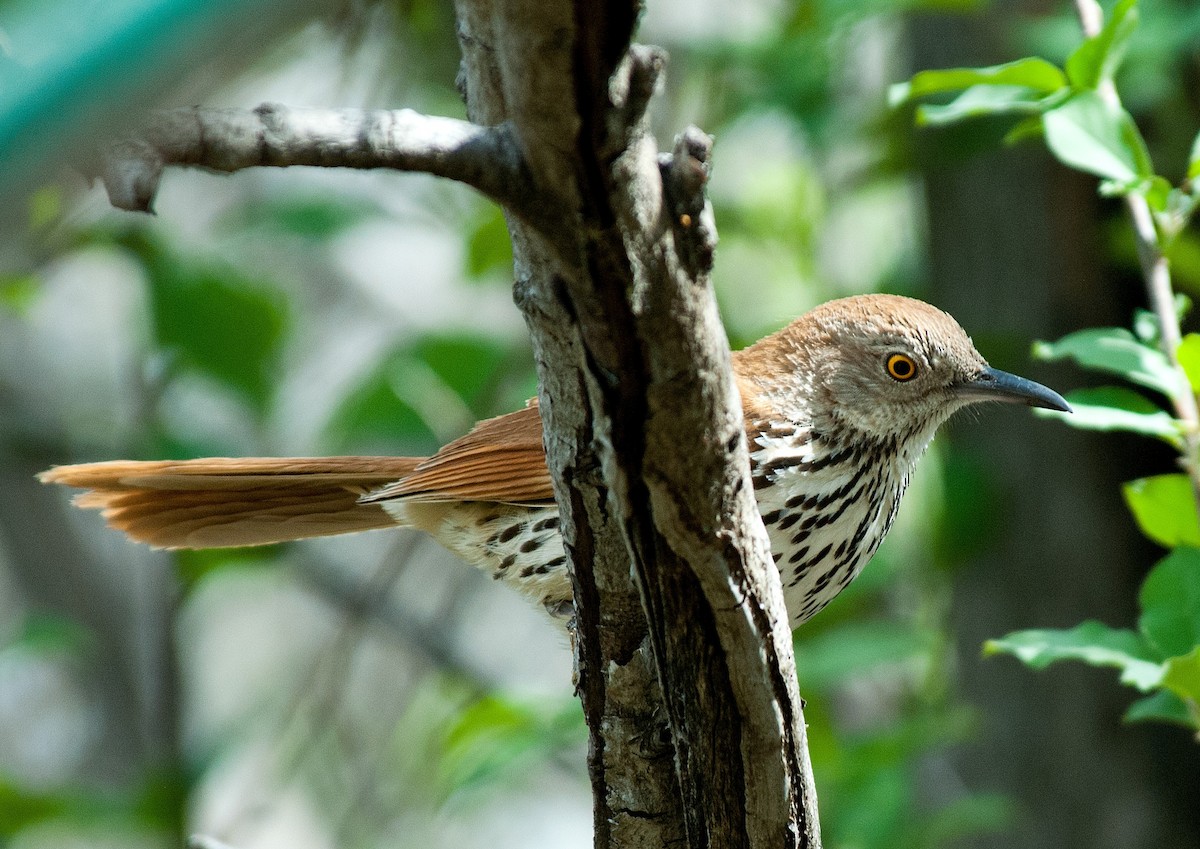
xmin=955 ymin=367 xmax=1072 ymax=413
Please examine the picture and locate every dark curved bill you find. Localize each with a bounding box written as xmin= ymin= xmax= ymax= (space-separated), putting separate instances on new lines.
xmin=955 ymin=367 xmax=1072 ymax=413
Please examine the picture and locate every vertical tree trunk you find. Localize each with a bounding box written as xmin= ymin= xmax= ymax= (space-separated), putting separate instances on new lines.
xmin=453 ymin=1 xmax=821 ymax=845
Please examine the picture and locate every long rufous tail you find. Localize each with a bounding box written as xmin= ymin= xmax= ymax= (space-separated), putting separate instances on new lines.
xmin=39 ymin=457 xmax=425 ymax=549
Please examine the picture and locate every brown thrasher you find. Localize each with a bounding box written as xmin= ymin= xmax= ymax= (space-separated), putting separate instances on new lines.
xmin=40 ymin=294 xmax=1068 ymax=627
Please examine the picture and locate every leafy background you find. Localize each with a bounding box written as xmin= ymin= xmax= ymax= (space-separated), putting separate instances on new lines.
xmin=0 ymin=1 xmax=1198 ymax=848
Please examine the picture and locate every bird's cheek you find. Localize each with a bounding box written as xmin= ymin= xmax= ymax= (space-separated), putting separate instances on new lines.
xmin=836 ymin=390 xmax=900 ymax=435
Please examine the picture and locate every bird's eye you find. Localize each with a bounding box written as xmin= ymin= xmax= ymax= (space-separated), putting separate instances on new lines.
xmin=885 ymin=353 xmax=918 ymax=382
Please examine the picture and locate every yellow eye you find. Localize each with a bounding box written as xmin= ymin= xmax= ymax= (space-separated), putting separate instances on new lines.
xmin=886 ymin=353 xmax=918 ymax=382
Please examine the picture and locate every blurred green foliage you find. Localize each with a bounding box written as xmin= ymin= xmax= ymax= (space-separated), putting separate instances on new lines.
xmin=328 ymin=334 xmax=532 ymax=452
xmin=8 ymin=0 xmax=1199 ymax=847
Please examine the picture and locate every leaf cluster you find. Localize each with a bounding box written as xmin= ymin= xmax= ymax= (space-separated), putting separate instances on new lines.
xmin=892 ymin=0 xmax=1200 ymax=240
xmin=895 ymin=0 xmax=1200 ymax=737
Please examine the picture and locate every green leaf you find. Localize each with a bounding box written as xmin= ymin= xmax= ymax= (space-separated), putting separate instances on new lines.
xmin=919 ymin=793 xmax=1014 ymax=847
xmin=12 ymin=613 xmax=92 ymax=655
xmin=222 ymin=195 xmax=380 ymax=240
xmin=1188 ymin=128 xmax=1200 ymax=182
xmin=465 ymin=205 xmax=515 ymax=279
xmin=1161 ymin=646 xmax=1200 ymax=704
xmin=116 ymin=231 xmax=289 ymax=417
xmin=1177 ymin=334 xmax=1200 ymax=393
xmin=985 ymin=621 xmax=1164 ymax=691
xmin=325 ymin=335 xmax=520 ymax=452
xmin=1065 ymin=0 xmax=1139 ymax=90
xmin=1124 ymin=689 xmax=1195 ymax=726
xmin=794 ymin=621 xmax=930 ymax=690
xmin=0 ymin=273 xmax=40 ymax=315
xmin=1132 ymin=308 xmax=1160 ymax=345
xmin=27 ymin=185 xmax=62 ymax=230
xmin=1123 ymin=474 xmax=1200 ymax=548
xmin=1003 ymin=113 xmax=1047 ymax=145
xmin=916 ymin=85 xmax=1058 ymax=127
xmin=324 ymin=363 xmax=437 ymax=453
xmin=1033 ymin=386 xmax=1181 ymax=446
xmin=0 ymin=779 xmax=68 ymax=839
xmin=439 ymin=694 xmax=582 ymax=796
xmin=1141 ymin=176 xmax=1173 ymax=213
xmin=174 ymin=547 xmax=281 ymax=587
xmin=411 ymin=336 xmax=514 ymax=407
xmin=1138 ymin=547 xmax=1200 ymax=658
xmin=1032 ymin=326 xmax=1181 ymax=396
xmin=149 ymin=270 xmax=287 ymax=415
xmin=889 ymin=57 xmax=1067 ymax=107
xmin=1043 ymin=91 xmax=1153 ymax=185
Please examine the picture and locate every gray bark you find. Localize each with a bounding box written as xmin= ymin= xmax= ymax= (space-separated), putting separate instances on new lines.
xmin=452 ymin=2 xmax=819 ymax=845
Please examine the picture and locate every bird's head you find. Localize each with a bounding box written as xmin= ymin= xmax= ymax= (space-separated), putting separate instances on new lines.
xmin=740 ymin=294 xmax=1070 ymax=441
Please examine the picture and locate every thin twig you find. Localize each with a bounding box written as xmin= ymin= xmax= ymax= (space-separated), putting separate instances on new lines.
xmin=1074 ymin=0 xmax=1200 ymax=507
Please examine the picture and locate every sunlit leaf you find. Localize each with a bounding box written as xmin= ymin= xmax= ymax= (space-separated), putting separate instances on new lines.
xmin=985 ymin=621 xmax=1164 ymax=691
xmin=1161 ymin=646 xmax=1200 ymax=703
xmin=1065 ymin=0 xmax=1139 ymax=90
xmin=1123 ymin=474 xmax=1200 ymax=548
xmin=1032 ymin=387 xmax=1180 ymax=446
xmin=1141 ymin=175 xmax=1172 ymax=212
xmin=889 ymin=58 xmax=1067 ymax=107
xmin=1043 ymin=91 xmax=1153 ymax=185
xmin=1138 ymin=546 xmax=1200 ymax=658
xmin=1177 ymin=334 xmax=1200 ymax=393
xmin=1032 ymin=326 xmax=1181 ymax=396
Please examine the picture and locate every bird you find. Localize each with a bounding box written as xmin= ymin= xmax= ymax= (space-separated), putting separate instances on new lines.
xmin=39 ymin=294 xmax=1069 ymax=628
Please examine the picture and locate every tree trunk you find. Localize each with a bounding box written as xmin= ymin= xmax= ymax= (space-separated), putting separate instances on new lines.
xmin=451 ymin=3 xmax=819 ymax=846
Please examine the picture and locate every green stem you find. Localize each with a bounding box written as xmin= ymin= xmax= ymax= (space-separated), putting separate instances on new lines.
xmin=1074 ymin=0 xmax=1200 ymax=514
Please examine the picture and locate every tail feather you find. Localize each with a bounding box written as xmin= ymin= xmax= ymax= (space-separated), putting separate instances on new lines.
xmin=39 ymin=457 xmax=424 ymax=549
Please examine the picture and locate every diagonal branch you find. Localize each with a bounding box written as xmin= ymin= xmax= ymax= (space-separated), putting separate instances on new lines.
xmin=100 ymin=103 xmax=532 ymax=216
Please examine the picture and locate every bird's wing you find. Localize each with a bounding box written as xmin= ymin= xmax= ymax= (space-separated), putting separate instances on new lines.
xmin=363 ymin=399 xmax=554 ymax=506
